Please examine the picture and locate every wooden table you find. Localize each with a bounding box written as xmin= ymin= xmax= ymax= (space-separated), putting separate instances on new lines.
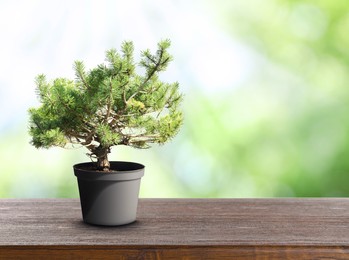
xmin=0 ymin=199 xmax=349 ymax=259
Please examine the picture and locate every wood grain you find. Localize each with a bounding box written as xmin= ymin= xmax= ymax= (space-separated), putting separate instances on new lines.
xmin=0 ymin=198 xmax=349 ymax=259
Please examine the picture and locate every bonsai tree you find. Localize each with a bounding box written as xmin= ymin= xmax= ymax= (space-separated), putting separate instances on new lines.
xmin=29 ymin=40 xmax=183 ymax=172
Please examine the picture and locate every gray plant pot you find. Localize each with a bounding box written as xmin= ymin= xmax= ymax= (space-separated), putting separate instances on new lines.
xmin=74 ymin=161 xmax=144 ymax=226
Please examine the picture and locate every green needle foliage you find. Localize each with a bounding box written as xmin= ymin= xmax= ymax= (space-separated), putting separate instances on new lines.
xmin=29 ymin=40 xmax=183 ymax=171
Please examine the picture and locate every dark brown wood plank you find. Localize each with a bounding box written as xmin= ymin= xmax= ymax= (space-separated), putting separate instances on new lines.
xmin=1 ymin=198 xmax=349 ymax=259
xmin=1 ymin=245 xmax=349 ymax=260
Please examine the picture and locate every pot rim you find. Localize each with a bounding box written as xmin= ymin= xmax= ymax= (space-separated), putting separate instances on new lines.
xmin=74 ymin=161 xmax=145 ymax=181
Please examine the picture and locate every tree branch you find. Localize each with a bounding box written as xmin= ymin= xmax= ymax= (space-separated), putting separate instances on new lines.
xmin=105 ymin=79 xmax=113 ymax=122
xmin=126 ymin=50 xmax=165 ymax=102
xmin=74 ymin=61 xmax=90 ymax=89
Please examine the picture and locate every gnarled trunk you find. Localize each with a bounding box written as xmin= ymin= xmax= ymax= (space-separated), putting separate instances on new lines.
xmin=97 ymin=154 xmax=110 ymax=172
xmin=95 ymin=147 xmax=111 ymax=172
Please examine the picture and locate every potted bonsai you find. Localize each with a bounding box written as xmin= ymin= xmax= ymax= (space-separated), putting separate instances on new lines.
xmin=28 ymin=40 xmax=183 ymax=226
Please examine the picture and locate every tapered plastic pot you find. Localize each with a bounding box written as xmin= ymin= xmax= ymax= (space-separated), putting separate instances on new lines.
xmin=74 ymin=161 xmax=144 ymax=226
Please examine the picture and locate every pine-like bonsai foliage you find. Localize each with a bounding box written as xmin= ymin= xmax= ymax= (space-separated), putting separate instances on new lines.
xmin=29 ymin=40 xmax=183 ymax=171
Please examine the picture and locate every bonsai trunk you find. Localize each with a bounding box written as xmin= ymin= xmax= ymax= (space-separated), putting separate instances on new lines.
xmin=95 ymin=147 xmax=111 ymax=172
xmin=97 ymin=155 xmax=110 ymax=171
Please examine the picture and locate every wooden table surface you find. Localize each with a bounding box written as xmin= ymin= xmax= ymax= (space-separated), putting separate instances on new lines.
xmin=0 ymin=198 xmax=349 ymax=259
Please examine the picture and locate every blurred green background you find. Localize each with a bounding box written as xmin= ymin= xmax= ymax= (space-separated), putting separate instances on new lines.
xmin=1 ymin=0 xmax=349 ymax=198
